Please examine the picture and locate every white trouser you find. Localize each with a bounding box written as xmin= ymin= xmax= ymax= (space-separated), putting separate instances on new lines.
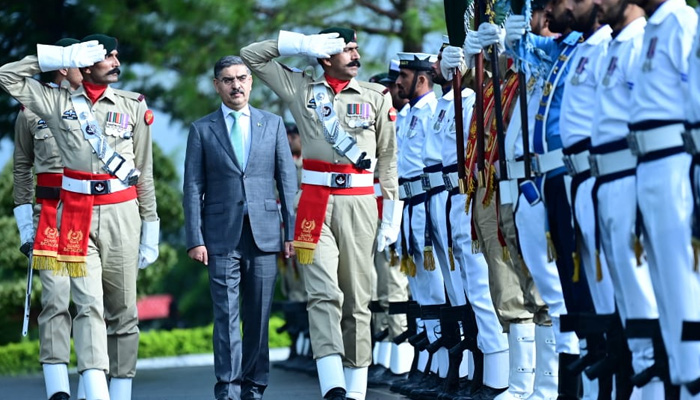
xmin=450 ymin=193 xmax=508 ymax=354
xmin=401 ymin=202 xmax=446 ymax=306
xmin=637 ymin=153 xmax=700 ymax=384
xmin=514 ymin=193 xmax=579 ymax=354
xmin=597 ymin=175 xmax=658 ymax=375
xmin=428 ymin=190 xmax=467 ymax=306
xmin=573 ymin=177 xmax=616 ymax=314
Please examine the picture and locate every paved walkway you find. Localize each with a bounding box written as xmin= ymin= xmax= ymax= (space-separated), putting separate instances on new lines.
xmin=0 ymin=350 xmax=403 ymax=399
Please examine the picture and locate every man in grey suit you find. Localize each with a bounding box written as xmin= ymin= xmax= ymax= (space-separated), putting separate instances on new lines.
xmin=183 ymin=55 xmax=297 ymax=400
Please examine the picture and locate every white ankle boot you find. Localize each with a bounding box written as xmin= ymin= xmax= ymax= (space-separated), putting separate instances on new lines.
xmin=496 ymin=323 xmax=536 ymax=399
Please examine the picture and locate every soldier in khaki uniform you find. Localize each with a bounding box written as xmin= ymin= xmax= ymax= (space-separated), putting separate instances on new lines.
xmin=12 ymin=38 xmax=84 ymax=400
xmin=0 ymin=35 xmax=159 ymax=400
xmin=241 ymin=27 xmax=401 ymax=400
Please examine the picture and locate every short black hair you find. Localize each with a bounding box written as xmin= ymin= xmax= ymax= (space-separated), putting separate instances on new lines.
xmin=214 ymin=55 xmax=250 ymax=79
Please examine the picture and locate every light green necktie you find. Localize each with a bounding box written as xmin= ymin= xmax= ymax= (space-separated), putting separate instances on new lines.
xmin=229 ymin=110 xmax=244 ymax=165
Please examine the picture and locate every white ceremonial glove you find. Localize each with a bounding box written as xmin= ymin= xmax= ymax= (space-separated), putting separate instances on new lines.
xmin=37 ymin=40 xmax=106 ymax=72
xmin=13 ymin=204 xmax=34 ymax=257
xmin=478 ymin=22 xmax=503 ymax=48
xmin=464 ymin=31 xmax=482 ymax=69
xmin=138 ymin=219 xmax=160 ymax=269
xmin=277 ymin=31 xmax=346 ymax=59
xmin=376 ymin=199 xmax=404 ymax=252
xmin=505 ymin=15 xmax=528 ymax=48
xmin=440 ymin=45 xmax=467 ymax=81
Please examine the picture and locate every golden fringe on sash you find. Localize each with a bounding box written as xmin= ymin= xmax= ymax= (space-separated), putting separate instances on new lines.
xmin=400 ymin=255 xmax=418 ymax=277
xmin=502 ymin=246 xmax=510 ymax=262
xmin=483 ymin=167 xmax=496 ymax=207
xmin=472 ymin=240 xmax=480 ymax=254
xmin=448 ymin=247 xmax=456 ymax=271
xmin=423 ymin=247 xmax=436 ymax=271
xmin=571 ymin=252 xmax=580 ymax=283
xmin=546 ymin=232 xmax=557 ymax=262
xmin=692 ymin=237 xmax=700 ymax=272
xmin=465 ymin=178 xmax=476 ymax=213
xmin=634 ymin=236 xmax=644 ymax=266
xmin=295 ymin=248 xmax=315 ymax=265
xmin=595 ymin=251 xmax=603 ymax=282
xmin=31 ymin=255 xmax=59 ymax=272
xmin=60 ymin=262 xmax=87 ymax=278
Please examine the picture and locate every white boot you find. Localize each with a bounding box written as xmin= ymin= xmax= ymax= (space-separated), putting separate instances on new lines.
xmin=496 ymin=323 xmax=536 ymax=399
xmin=344 ymin=366 xmax=368 ymax=400
xmin=484 ymin=350 xmax=510 ymax=389
xmin=108 ymin=378 xmax=132 ymax=400
xmin=376 ymin=341 xmax=392 ymax=369
xmin=316 ymin=354 xmax=346 ymax=397
xmin=527 ymin=325 xmax=558 ymax=400
xmin=78 ymin=374 xmax=86 ymax=400
xmin=390 ymin=342 xmax=413 ymax=375
xmin=43 ymin=364 xmax=71 ymax=399
xmin=82 ymin=369 xmax=110 ymax=400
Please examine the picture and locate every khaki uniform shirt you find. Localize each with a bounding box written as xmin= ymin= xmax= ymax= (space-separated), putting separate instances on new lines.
xmin=13 ymin=106 xmax=64 ymax=205
xmin=241 ymin=40 xmax=399 ymax=201
xmin=0 ymin=56 xmax=157 ymax=221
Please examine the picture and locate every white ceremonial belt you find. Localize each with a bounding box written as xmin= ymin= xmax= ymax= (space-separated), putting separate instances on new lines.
xmin=627 ymin=123 xmax=684 ymax=156
xmin=532 ymin=148 xmax=564 ymax=175
xmin=499 ymin=179 xmax=519 ymax=205
xmin=443 ymin=172 xmax=460 ymax=192
xmin=374 ymin=182 xmax=382 ymax=198
xmin=301 ymin=169 xmax=374 ymax=188
xmin=507 ymin=160 xmax=526 ymax=180
xmin=421 ymin=171 xmax=445 ymax=191
xmin=62 ymin=175 xmax=131 ymax=195
xmin=682 ymin=127 xmax=700 ymax=155
xmin=589 ymin=149 xmax=637 ymax=177
xmin=563 ymin=150 xmax=590 ymax=176
xmin=399 ymin=179 xmax=425 ymax=200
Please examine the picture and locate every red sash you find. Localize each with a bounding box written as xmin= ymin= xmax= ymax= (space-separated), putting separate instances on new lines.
xmin=293 ymin=159 xmax=374 ymax=264
xmin=57 ymin=168 xmax=137 ymax=277
xmin=32 ymin=173 xmax=62 ymax=272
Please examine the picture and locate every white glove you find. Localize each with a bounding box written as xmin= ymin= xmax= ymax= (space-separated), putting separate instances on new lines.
xmin=505 ymin=15 xmax=528 ymax=48
xmin=464 ymin=31 xmax=482 ymax=69
xmin=478 ymin=23 xmax=502 ymax=48
xmin=440 ymin=46 xmax=467 ymax=81
xmin=376 ymin=199 xmax=404 ymax=252
xmin=37 ymin=40 xmax=106 ymax=72
xmin=13 ymin=204 xmax=34 ymax=255
xmin=278 ymin=31 xmax=346 ymax=59
xmin=138 ymin=219 xmax=160 ymax=269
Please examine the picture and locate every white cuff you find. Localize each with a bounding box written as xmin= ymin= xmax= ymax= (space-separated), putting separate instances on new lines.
xmin=13 ymin=204 xmax=34 ymax=245
xmin=138 ymin=219 xmax=160 ymax=269
xmin=37 ymin=44 xmax=65 ymax=72
xmin=278 ymin=31 xmax=305 ymax=57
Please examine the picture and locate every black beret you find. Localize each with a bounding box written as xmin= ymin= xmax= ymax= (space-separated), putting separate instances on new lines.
xmin=55 ymin=38 xmax=79 ymax=47
xmin=319 ymin=27 xmax=357 ymax=44
xmin=81 ymin=34 xmax=118 ymax=54
xmin=532 ymin=0 xmax=548 ymax=10
xmin=370 ymin=72 xmax=389 ymax=86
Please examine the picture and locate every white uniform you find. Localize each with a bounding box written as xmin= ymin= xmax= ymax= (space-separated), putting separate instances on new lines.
xmin=628 ymin=0 xmax=700 ymax=387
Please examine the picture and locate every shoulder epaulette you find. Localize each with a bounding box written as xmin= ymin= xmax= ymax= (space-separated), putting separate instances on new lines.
xmin=112 ymin=88 xmax=145 ymax=102
xmin=382 ymin=87 xmax=390 ymax=95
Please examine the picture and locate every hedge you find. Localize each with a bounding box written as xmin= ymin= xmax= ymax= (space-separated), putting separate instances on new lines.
xmin=0 ymin=315 xmax=291 ymax=376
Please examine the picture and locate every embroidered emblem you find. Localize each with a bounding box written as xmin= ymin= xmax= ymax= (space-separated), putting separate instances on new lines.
xmin=144 ymin=109 xmax=154 ymax=125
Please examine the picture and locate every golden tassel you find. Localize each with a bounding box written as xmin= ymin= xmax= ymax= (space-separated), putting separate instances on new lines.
xmin=424 ymin=247 xmax=436 ymax=271
xmin=390 ymin=248 xmax=400 ymax=266
xmin=31 ymin=255 xmax=58 ymax=272
xmin=634 ymin=236 xmax=644 ymax=266
xmin=483 ymin=167 xmax=496 ymax=207
xmin=546 ymin=232 xmax=557 ymax=262
xmin=409 ymin=257 xmax=417 ymax=277
xmin=296 ymin=248 xmax=315 ymax=265
xmin=448 ymin=247 xmax=456 ymax=271
xmin=64 ymin=262 xmax=87 ymax=278
xmin=502 ymin=246 xmax=510 ymax=262
xmin=693 ymin=237 xmax=700 ymax=272
xmin=400 ymin=256 xmax=409 ymax=275
xmin=596 ymin=251 xmax=603 ymax=282
xmin=571 ymin=252 xmax=580 ymax=283
xmin=465 ymin=179 xmax=476 ymax=213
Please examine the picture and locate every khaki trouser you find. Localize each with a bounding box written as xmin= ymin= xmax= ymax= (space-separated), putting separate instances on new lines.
xmin=371 ymin=229 xmax=408 ymax=340
xmin=281 ymin=256 xmax=307 ymax=302
xmin=38 ymin=270 xmax=72 ymax=364
xmin=498 ymin=202 xmax=550 ymax=329
xmin=65 ymin=200 xmax=141 ymax=377
xmin=303 ymin=194 xmax=377 ymax=368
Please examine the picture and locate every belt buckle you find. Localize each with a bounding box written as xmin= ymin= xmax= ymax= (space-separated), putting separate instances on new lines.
xmin=420 ymin=173 xmax=431 ymax=191
xmin=531 ymin=155 xmax=542 ymax=175
xmin=443 ymin=174 xmax=453 ymax=191
xmin=562 ymin=155 xmax=576 ymax=176
xmin=627 ymin=132 xmax=640 ymax=156
xmin=331 ymin=173 xmax=351 ymax=188
xmin=682 ymin=130 xmax=698 ymax=155
xmin=402 ymin=181 xmax=412 ymax=198
xmin=588 ymin=154 xmax=600 ymax=177
xmin=90 ymin=180 xmax=110 ymax=195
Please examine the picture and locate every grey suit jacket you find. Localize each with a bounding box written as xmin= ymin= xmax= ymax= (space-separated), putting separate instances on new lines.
xmin=183 ymin=106 xmax=296 ymax=254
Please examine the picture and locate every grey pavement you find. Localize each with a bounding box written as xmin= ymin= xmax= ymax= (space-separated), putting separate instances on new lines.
xmin=0 ymin=351 xmax=404 ymax=400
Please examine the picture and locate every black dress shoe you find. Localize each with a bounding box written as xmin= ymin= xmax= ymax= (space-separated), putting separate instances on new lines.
xmin=49 ymin=393 xmax=70 ymax=400
xmin=324 ymin=387 xmax=347 ymax=400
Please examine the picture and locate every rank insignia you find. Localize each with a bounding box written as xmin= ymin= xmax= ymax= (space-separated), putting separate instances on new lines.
xmin=62 ymin=109 xmax=78 ymax=120
xmin=36 ymin=119 xmax=49 ymax=130
xmin=144 ymin=109 xmax=154 ymax=125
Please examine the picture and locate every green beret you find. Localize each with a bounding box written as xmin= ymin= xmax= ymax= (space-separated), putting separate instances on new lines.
xmin=81 ymin=34 xmax=118 ymax=53
xmin=319 ymin=27 xmax=356 ymax=44
xmin=55 ymin=38 xmax=79 ymax=47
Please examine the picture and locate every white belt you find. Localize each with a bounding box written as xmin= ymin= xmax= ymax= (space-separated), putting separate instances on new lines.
xmin=589 ymin=149 xmax=637 ymax=177
xmin=499 ymin=179 xmax=519 ymax=205
xmin=399 ymin=179 xmax=425 ymax=200
xmin=507 ymin=160 xmax=526 ymax=180
xmin=532 ymin=148 xmax=564 ymax=175
xmin=443 ymin=171 xmax=460 ymax=191
xmin=682 ymin=127 xmax=700 ymax=155
xmin=301 ymin=169 xmax=374 ymax=188
xmin=62 ymin=175 xmax=131 ymax=195
xmin=627 ymin=123 xmax=685 ymax=157
xmin=563 ymin=150 xmax=590 ymax=176
xmin=421 ymin=171 xmax=445 ymax=191
xmin=374 ymin=182 xmax=382 ymax=198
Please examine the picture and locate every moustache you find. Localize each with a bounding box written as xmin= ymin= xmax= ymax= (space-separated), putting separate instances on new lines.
xmin=229 ymin=89 xmax=244 ymax=96
xmin=108 ymin=67 xmax=121 ymax=76
xmin=347 ymin=60 xmax=361 ymax=68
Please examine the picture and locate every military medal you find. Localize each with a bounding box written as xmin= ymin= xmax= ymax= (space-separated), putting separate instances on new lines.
xmin=408 ymin=115 xmax=418 ymax=137
xmin=571 ymin=57 xmax=588 ymax=86
xmin=643 ymin=37 xmax=657 ymax=72
xmin=602 ymin=57 xmax=617 ymax=87
xmin=433 ymin=109 xmax=446 ymax=131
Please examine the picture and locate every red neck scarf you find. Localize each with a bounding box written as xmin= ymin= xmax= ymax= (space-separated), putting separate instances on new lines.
xmin=83 ymin=81 xmax=108 ymax=104
xmin=325 ymin=74 xmax=350 ymax=94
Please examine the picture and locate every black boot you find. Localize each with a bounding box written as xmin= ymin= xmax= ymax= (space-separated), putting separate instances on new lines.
xmin=558 ymin=353 xmax=582 ymax=400
xmin=324 ymin=387 xmax=346 ymax=400
xmin=49 ymin=393 xmax=70 ymax=400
